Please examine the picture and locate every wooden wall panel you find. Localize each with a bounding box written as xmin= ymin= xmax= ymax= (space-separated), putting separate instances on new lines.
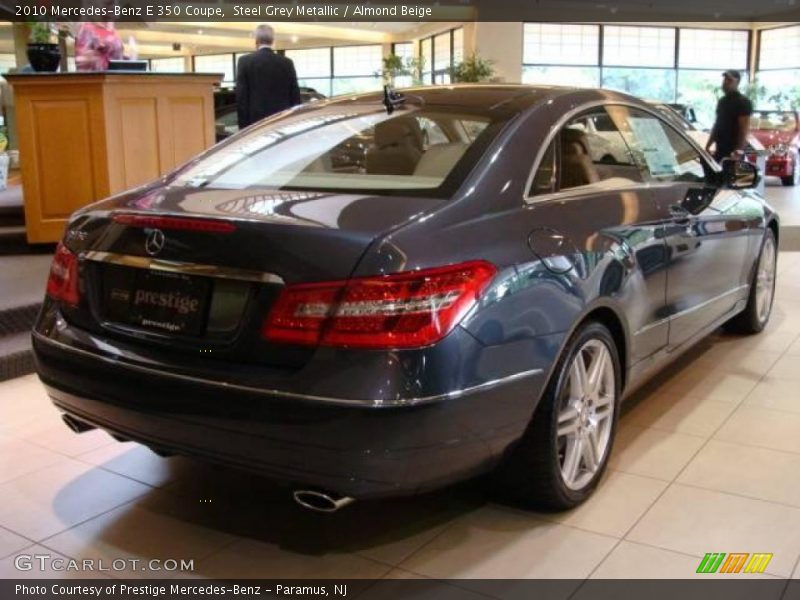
xmin=167 ymin=97 xmax=206 ymax=170
xmin=118 ymin=98 xmax=160 ymax=189
xmin=32 ymin=100 xmax=97 ymax=220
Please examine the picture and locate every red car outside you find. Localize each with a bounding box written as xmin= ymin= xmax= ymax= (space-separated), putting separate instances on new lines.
xmin=750 ymin=110 xmax=800 ymax=186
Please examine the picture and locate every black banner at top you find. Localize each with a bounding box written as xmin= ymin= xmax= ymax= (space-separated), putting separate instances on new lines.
xmin=2 ymin=0 xmax=800 ymax=22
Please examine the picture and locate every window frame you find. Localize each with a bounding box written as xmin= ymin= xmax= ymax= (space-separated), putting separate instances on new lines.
xmin=419 ymin=27 xmax=464 ymax=85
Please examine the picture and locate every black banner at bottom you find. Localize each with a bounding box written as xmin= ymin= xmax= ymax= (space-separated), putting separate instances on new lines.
xmin=2 ymin=579 xmax=797 ymax=600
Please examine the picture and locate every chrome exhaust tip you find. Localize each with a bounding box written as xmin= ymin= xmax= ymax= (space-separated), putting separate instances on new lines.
xmin=61 ymin=414 xmax=96 ymax=434
xmin=292 ymin=490 xmax=355 ymax=513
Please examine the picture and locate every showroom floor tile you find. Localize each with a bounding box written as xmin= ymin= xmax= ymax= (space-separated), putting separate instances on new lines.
xmin=0 ymin=254 xmax=799 ymax=582
xmin=398 ymin=505 xmax=618 ymax=580
xmin=626 ymin=484 xmax=800 ymax=578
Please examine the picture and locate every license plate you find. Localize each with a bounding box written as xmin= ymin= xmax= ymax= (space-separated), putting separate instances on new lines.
xmin=104 ymin=268 xmax=212 ymax=336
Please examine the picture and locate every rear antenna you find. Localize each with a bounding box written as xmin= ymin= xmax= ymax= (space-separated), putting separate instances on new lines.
xmin=383 ymin=85 xmax=406 ymax=115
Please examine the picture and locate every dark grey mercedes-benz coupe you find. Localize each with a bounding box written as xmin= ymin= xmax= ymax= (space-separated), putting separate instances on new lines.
xmin=33 ymin=85 xmax=778 ymax=512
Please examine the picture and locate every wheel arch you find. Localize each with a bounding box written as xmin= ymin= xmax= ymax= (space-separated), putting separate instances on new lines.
xmin=544 ymin=300 xmax=631 ymax=397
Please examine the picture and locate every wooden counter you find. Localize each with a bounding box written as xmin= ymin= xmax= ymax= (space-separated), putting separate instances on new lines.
xmin=6 ymin=72 xmax=222 ymax=243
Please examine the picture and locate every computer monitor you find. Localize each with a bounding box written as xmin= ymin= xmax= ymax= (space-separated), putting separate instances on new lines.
xmin=108 ymin=60 xmax=148 ymax=72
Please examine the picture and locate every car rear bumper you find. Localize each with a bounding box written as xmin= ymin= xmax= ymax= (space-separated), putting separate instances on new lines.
xmin=766 ymin=156 xmax=795 ymax=177
xmin=33 ymin=328 xmax=546 ymax=499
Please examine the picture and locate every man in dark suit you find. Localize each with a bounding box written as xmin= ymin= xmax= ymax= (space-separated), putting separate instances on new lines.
xmin=236 ymin=24 xmax=302 ymax=129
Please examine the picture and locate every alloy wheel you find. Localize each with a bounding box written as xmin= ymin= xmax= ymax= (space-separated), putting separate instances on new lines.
xmin=755 ymin=234 xmax=777 ymax=325
xmin=556 ymin=339 xmax=616 ymax=491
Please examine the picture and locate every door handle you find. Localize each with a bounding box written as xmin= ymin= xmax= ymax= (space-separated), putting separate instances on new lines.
xmin=669 ymin=204 xmax=692 ymax=225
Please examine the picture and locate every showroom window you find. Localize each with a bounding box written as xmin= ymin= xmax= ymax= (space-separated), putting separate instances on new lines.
xmin=284 ymin=47 xmax=333 ymax=96
xmin=419 ymin=28 xmax=464 ymax=85
xmin=433 ymin=31 xmax=452 ymax=83
xmin=332 ymin=45 xmax=383 ymax=96
xmin=420 ymin=37 xmax=433 ymax=83
xmin=757 ymin=25 xmax=800 ymax=109
xmin=523 ymin=24 xmax=750 ymax=129
xmin=677 ymin=28 xmax=749 ymax=126
xmin=193 ymin=54 xmax=234 ymax=85
xmin=149 ymin=57 xmax=185 ymax=73
xmin=523 ymin=23 xmax=600 ymax=86
xmin=601 ymin=26 xmax=676 ymax=102
xmin=392 ymin=41 xmax=416 ymax=87
xmin=283 ymin=45 xmax=383 ymax=97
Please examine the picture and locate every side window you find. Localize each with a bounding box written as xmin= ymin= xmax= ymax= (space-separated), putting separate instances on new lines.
xmin=608 ymin=106 xmax=707 ymax=183
xmin=531 ymin=141 xmax=556 ymax=195
xmin=529 ymin=108 xmax=646 ymax=197
xmin=557 ymin=108 xmax=643 ymax=192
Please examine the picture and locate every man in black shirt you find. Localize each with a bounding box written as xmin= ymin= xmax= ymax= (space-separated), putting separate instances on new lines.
xmin=706 ymin=70 xmax=753 ymax=162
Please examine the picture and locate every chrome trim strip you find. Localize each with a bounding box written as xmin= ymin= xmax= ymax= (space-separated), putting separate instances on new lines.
xmin=529 ymin=181 xmax=677 ymax=205
xmin=522 ymin=99 xmax=719 ymax=206
xmin=32 ymin=331 xmax=543 ymax=408
xmin=634 ymin=285 xmax=750 ymax=337
xmin=82 ymin=251 xmax=284 ymax=285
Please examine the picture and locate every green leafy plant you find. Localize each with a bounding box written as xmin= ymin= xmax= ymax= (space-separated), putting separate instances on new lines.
xmin=447 ymin=54 xmax=495 ymax=83
xmin=28 ymin=22 xmax=54 ymax=44
xmin=765 ymin=87 xmax=800 ymax=111
xmin=378 ymin=54 xmax=425 ymax=86
xmin=743 ymin=79 xmax=767 ymax=107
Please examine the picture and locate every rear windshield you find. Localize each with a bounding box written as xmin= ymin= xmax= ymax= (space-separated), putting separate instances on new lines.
xmin=173 ymin=104 xmax=510 ymax=198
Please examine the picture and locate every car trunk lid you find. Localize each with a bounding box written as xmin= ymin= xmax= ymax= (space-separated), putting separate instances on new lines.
xmin=63 ymin=184 xmax=445 ymax=367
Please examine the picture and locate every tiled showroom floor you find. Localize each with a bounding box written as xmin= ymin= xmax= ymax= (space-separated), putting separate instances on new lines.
xmin=1 ymin=251 xmax=800 ymax=585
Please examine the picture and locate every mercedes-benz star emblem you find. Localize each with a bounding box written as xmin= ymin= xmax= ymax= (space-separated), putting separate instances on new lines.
xmin=145 ymin=229 xmax=166 ymax=256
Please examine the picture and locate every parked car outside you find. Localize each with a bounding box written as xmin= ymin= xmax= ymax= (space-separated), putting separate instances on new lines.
xmin=34 ymin=85 xmax=777 ymax=512
xmin=750 ymin=109 xmax=800 ymax=186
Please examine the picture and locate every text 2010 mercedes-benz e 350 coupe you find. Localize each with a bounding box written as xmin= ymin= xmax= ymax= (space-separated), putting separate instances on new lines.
xmin=34 ymin=85 xmax=778 ymax=512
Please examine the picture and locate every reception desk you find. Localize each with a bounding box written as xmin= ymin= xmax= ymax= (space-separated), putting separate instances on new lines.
xmin=6 ymin=72 xmax=222 ymax=243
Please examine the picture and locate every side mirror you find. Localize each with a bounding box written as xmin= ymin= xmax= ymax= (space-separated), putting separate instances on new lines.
xmin=721 ymin=158 xmax=760 ymax=190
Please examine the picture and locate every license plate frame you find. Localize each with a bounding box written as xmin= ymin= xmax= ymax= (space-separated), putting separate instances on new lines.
xmin=103 ymin=267 xmax=212 ymax=336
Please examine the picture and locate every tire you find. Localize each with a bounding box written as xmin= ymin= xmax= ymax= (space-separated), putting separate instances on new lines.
xmin=494 ymin=321 xmax=621 ymax=511
xmin=726 ymin=228 xmax=777 ymax=334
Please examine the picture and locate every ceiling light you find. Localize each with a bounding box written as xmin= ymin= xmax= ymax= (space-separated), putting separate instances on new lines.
xmin=290 ymin=35 xmax=299 ymax=43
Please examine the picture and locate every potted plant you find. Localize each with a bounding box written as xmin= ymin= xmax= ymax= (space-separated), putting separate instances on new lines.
xmin=27 ymin=22 xmax=61 ymax=72
xmin=447 ymin=54 xmax=496 ymax=83
xmin=378 ymin=54 xmax=426 ymax=87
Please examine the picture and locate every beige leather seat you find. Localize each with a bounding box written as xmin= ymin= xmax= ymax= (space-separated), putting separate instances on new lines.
xmin=413 ymin=143 xmax=469 ymax=179
xmin=366 ymin=119 xmax=424 ymax=176
xmin=560 ymin=128 xmax=600 ymax=189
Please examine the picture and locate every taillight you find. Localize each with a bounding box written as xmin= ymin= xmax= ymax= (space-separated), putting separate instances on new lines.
xmin=112 ymin=214 xmax=236 ymax=233
xmin=46 ymin=242 xmax=80 ymax=306
xmin=263 ymin=261 xmax=496 ymax=349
